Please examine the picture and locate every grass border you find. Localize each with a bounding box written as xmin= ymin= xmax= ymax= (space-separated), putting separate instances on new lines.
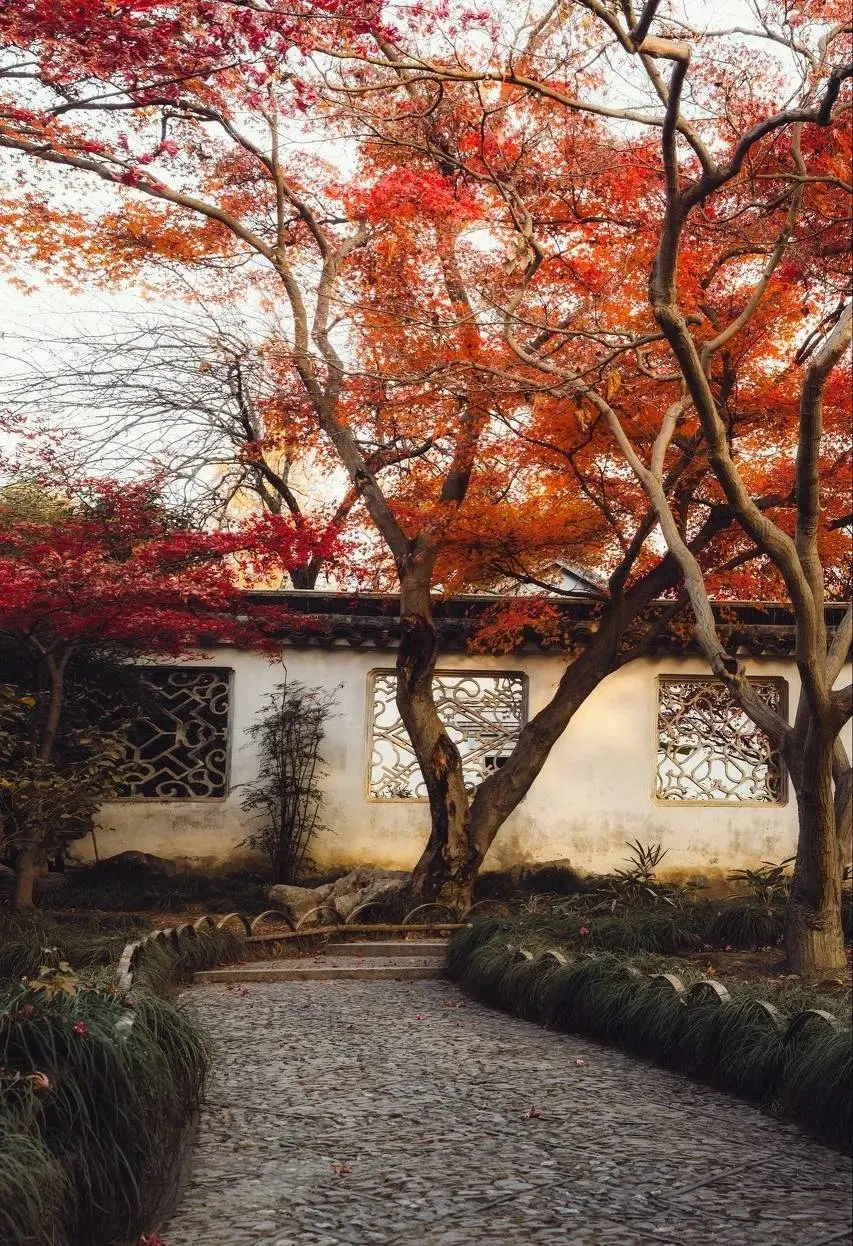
xmin=0 ymin=918 xmax=248 ymax=1246
xmin=446 ymin=920 xmax=851 ymax=1153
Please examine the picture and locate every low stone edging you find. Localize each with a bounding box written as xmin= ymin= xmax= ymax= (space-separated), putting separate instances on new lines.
xmin=446 ymin=923 xmax=852 ymax=1154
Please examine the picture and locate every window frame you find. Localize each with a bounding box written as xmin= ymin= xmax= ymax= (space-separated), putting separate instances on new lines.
xmin=111 ymin=664 xmax=234 ymax=803
xmin=653 ymin=673 xmax=788 ymax=808
xmin=365 ymin=667 xmax=529 ymax=803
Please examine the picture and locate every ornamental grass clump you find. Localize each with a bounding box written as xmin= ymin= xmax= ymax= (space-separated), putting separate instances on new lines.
xmin=781 ymin=1025 xmax=853 ymax=1150
xmin=0 ymin=923 xmax=242 ymax=1245
xmin=0 ymin=980 xmax=211 ymax=1245
xmin=0 ymin=1111 xmax=69 ymax=1245
xmin=707 ymin=902 xmax=783 ymax=951
xmin=0 ymin=913 xmax=150 ymax=981
xmin=130 ymin=925 xmax=244 ymax=994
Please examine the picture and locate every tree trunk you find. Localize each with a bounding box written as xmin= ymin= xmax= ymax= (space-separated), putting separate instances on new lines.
xmin=785 ymin=728 xmax=847 ymax=975
xmin=832 ymin=742 xmax=852 ymax=876
xmin=12 ymin=846 xmax=39 ymax=911
xmin=396 ymin=573 xmax=477 ymax=910
xmin=403 ymin=564 xmax=689 ymax=906
xmin=12 ymin=649 xmax=67 ymax=912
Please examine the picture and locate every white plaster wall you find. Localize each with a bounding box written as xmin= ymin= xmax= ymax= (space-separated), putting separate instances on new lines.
xmin=90 ymin=646 xmax=853 ymax=880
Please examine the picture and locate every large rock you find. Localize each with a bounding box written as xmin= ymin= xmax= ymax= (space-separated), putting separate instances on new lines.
xmin=513 ymin=858 xmax=582 ymax=894
xmin=95 ymin=851 xmax=178 ymax=877
xmin=267 ymin=883 xmax=335 ymax=926
xmin=328 ymin=868 xmax=409 ymax=921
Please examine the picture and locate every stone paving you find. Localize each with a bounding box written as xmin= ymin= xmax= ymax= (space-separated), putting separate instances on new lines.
xmin=163 ymin=979 xmax=853 ymax=1246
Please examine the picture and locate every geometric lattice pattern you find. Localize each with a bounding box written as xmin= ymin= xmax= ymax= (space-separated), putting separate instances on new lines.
xmin=368 ymin=670 xmax=526 ymax=800
xmin=114 ymin=667 xmax=231 ymax=799
xmin=656 ymin=676 xmax=786 ymax=804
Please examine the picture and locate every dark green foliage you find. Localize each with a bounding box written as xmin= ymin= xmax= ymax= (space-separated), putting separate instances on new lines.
xmin=0 ymin=923 xmax=241 ymax=1244
xmin=0 ymin=913 xmax=150 ymax=981
xmin=708 ymin=902 xmax=782 ymax=950
xmin=586 ymin=911 xmax=706 ymax=954
xmin=0 ymin=984 xmax=210 ymax=1245
xmin=49 ymin=864 xmax=271 ymax=914
xmin=842 ymin=889 xmax=852 ymax=943
xmin=133 ymin=925 xmax=244 ymax=994
xmin=459 ymin=894 xmax=805 ymax=956
xmin=448 ymin=921 xmax=852 ymax=1152
xmin=0 ymin=1112 xmax=69 ymax=1246
xmin=781 ymin=1025 xmax=853 ymax=1150
xmin=445 ymin=918 xmax=507 ymax=979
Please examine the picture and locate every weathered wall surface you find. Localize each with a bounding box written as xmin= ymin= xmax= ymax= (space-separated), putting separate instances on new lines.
xmin=89 ymin=646 xmax=853 ymax=880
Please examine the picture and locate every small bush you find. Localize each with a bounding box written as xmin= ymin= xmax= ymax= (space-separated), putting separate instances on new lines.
xmin=0 ymin=921 xmax=242 ymax=1244
xmin=708 ymin=902 xmax=782 ymax=950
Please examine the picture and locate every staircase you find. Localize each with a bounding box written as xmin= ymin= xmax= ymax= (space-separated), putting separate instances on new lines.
xmin=193 ymin=940 xmax=447 ymax=983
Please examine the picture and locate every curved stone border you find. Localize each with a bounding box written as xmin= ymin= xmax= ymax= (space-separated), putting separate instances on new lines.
xmin=506 ymin=942 xmax=843 ymax=1048
xmin=116 ymin=910 xmax=468 ymax=992
xmin=249 ymin=910 xmax=294 ymax=935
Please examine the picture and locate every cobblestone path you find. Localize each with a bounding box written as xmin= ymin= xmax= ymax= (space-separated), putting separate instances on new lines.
xmin=164 ymin=979 xmax=852 ymax=1246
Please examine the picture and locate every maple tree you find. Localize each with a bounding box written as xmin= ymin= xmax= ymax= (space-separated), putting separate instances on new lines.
xmin=0 ymin=460 xmax=333 ymax=908
xmin=1 ymin=309 xmax=426 ymax=587
xmin=0 ymin=1 xmax=849 ymax=974
xmin=328 ymin=2 xmax=852 ymax=970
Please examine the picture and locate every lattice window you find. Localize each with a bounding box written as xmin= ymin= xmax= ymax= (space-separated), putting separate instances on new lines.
xmin=114 ymin=667 xmax=231 ymax=799
xmin=368 ymin=670 xmax=526 ymax=800
xmin=656 ymin=676 xmax=786 ymax=804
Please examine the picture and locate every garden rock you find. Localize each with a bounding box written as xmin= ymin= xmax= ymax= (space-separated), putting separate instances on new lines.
xmin=511 ymin=858 xmax=580 ymax=892
xmin=34 ymin=873 xmax=69 ymax=897
xmin=267 ymin=883 xmax=333 ymax=925
xmin=95 ymin=850 xmax=179 ymax=876
xmin=328 ymin=868 xmax=409 ymax=921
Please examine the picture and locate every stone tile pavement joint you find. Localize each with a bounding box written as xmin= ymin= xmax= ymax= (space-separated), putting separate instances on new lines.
xmin=163 ymin=979 xmax=853 ymax=1246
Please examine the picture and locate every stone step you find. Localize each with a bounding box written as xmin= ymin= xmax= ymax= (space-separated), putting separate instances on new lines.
xmin=324 ymin=940 xmax=448 ymax=958
xmin=194 ymin=957 xmax=446 ymax=984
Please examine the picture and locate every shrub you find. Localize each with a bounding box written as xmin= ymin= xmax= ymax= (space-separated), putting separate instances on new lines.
xmin=0 ymin=983 xmax=210 ymax=1245
xmin=708 ymin=901 xmax=783 ymax=950
xmin=0 ymin=921 xmax=241 ymax=1244
xmin=239 ymin=671 xmax=338 ymax=883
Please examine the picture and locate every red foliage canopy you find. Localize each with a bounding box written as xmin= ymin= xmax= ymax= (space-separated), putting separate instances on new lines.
xmin=0 ymin=474 xmax=337 ymax=657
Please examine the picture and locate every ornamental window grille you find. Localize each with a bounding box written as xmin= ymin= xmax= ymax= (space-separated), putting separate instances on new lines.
xmin=656 ymin=676 xmax=786 ymax=804
xmin=114 ymin=667 xmax=231 ymax=799
xmin=368 ymin=670 xmax=526 ymax=800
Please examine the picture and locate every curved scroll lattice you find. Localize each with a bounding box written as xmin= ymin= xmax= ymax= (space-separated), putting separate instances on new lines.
xmin=369 ymin=670 xmax=525 ymax=800
xmin=656 ymin=676 xmax=786 ymax=803
xmin=115 ymin=666 xmax=231 ymax=799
